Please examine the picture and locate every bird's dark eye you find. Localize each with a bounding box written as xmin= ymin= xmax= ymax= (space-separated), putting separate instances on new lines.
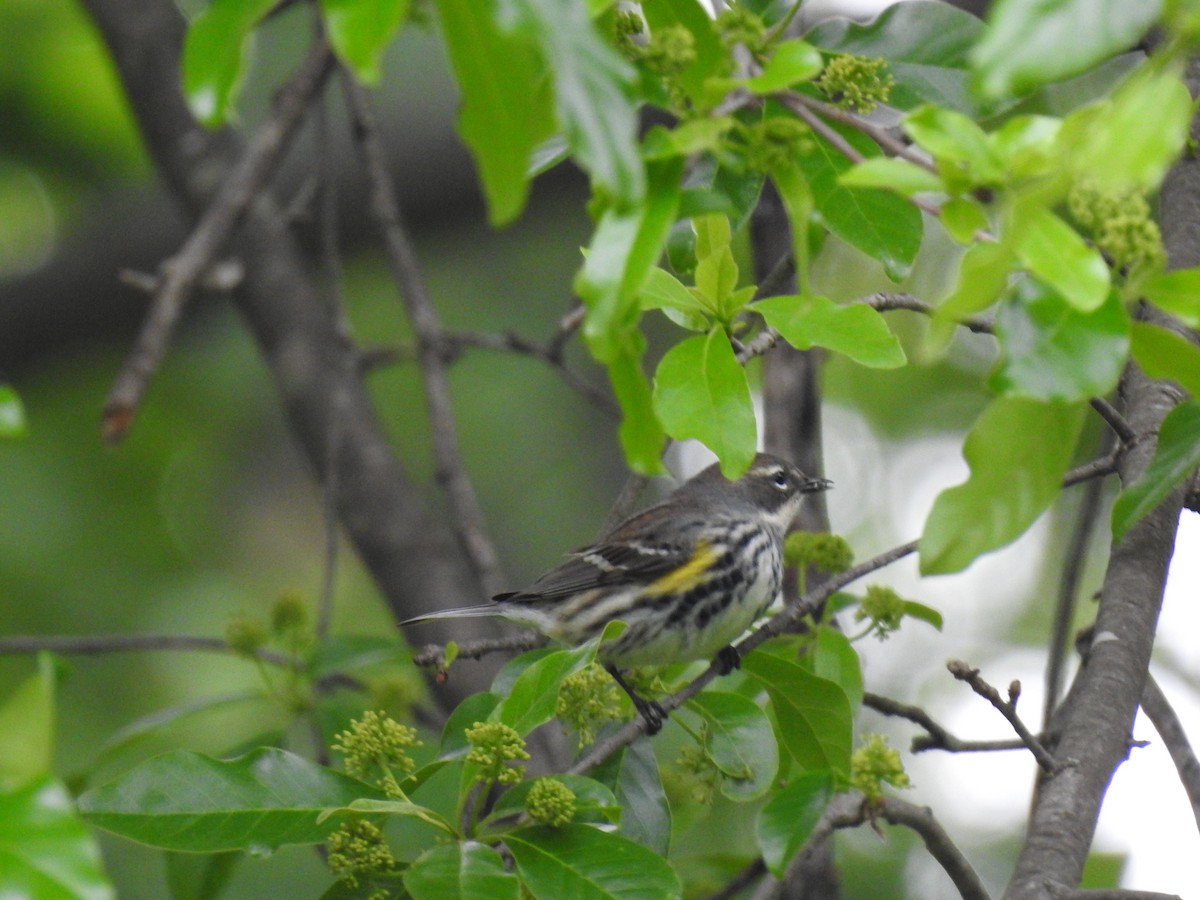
xmin=771 ymin=469 xmax=789 ymax=490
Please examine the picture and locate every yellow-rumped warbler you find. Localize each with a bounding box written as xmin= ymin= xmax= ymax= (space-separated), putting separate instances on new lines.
xmin=404 ymin=453 xmax=830 ymax=731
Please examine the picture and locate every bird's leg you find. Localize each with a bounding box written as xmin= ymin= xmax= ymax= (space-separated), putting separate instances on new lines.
xmin=715 ymin=644 xmax=741 ymax=676
xmin=605 ymin=664 xmax=666 ymax=735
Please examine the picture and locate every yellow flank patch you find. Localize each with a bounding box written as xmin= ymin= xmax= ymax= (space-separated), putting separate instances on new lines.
xmin=643 ymin=542 xmax=718 ymax=597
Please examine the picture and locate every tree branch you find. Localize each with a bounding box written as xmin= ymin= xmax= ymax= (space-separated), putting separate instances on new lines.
xmin=1140 ymin=672 xmax=1200 ymax=834
xmin=102 ymin=35 xmax=334 ymax=444
xmin=946 ymin=660 xmax=1058 ymax=771
xmin=0 ymin=633 xmax=296 ymax=668
xmin=341 ymin=73 xmax=506 ymax=599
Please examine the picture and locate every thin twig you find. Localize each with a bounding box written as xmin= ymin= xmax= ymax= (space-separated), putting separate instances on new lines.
xmin=863 ymin=692 xmax=1031 ymax=754
xmin=548 ymin=303 xmax=587 ymax=361
xmin=946 ymin=659 xmax=1058 ymax=771
xmin=785 ymin=92 xmax=936 ymax=173
xmin=102 ymin=37 xmax=334 ymax=444
xmin=780 ymin=94 xmax=865 ymax=164
xmin=341 ymin=74 xmax=506 ymax=599
xmin=1140 ymin=672 xmax=1200 ymax=835
xmin=877 ymin=797 xmax=991 ymax=900
xmin=706 ymin=858 xmax=767 ymax=900
xmin=867 ymin=292 xmax=995 ymax=334
xmin=0 ymin=633 xmax=298 ymax=668
xmin=568 ymin=540 xmax=919 ymax=775
xmin=439 ymin=330 xmax=617 ymax=415
xmin=1090 ymin=397 xmax=1138 ymax=446
xmin=1061 ymin=450 xmax=1122 ymax=488
xmin=410 ymin=633 xmax=547 ymax=669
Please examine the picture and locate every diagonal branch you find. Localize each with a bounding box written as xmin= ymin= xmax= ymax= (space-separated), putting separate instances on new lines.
xmin=102 ymin=36 xmax=334 ymax=444
xmin=1140 ymin=672 xmax=1200 ymax=834
xmin=341 ymin=73 xmax=505 ymax=599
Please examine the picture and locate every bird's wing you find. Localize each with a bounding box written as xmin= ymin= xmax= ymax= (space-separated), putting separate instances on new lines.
xmin=498 ymin=507 xmax=709 ymax=604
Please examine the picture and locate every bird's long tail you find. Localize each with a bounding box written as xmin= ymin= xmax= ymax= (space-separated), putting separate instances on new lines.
xmin=400 ymin=605 xmax=503 ymax=627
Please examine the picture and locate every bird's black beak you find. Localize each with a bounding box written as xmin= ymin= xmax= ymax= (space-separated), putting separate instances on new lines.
xmin=801 ymin=476 xmax=833 ymax=493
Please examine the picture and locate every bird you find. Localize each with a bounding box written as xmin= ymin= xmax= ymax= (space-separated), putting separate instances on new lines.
xmin=403 ymin=453 xmax=831 ymax=732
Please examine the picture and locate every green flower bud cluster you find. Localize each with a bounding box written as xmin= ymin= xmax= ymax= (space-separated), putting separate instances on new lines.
xmin=613 ymin=9 xmax=645 ymax=59
xmin=524 ymin=777 xmax=577 ymax=827
xmin=224 ymin=614 xmax=268 ymax=657
xmin=556 ymin=663 xmax=623 ymax=748
xmin=854 ymin=585 xmax=905 ymax=639
xmin=333 ymin=710 xmax=421 ymax=798
xmin=642 ymin=24 xmax=696 ymax=80
xmin=816 ymin=54 xmax=894 ymax=113
xmin=850 ymin=733 xmax=910 ymax=803
xmin=465 ymin=721 xmax=530 ymax=786
xmin=784 ymin=531 xmax=854 ymax=574
xmin=270 ymin=591 xmax=309 ymax=638
xmin=675 ymin=739 xmax=720 ymax=804
xmin=715 ymin=7 xmax=766 ymax=52
xmin=326 ymin=818 xmax=396 ymax=890
xmin=742 ymin=116 xmax=814 ymax=173
xmin=1067 ymin=180 xmax=1166 ymax=274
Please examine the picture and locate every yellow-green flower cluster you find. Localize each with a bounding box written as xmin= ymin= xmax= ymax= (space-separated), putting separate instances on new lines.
xmin=784 ymin=531 xmax=854 ymax=574
xmin=465 ymin=721 xmax=530 ymax=786
xmin=556 ymin=663 xmax=624 ymax=748
xmin=326 ymin=819 xmax=396 ymax=889
xmin=855 ymin=585 xmax=906 ymax=639
xmin=743 ymin=117 xmax=814 ymax=173
xmin=642 ymin=24 xmax=696 ymax=80
xmin=816 ymin=54 xmax=894 ymax=113
xmin=613 ymin=9 xmax=645 ymax=59
xmin=333 ymin=710 xmax=421 ymax=798
xmin=850 ymin=733 xmax=910 ymax=803
xmin=1067 ymin=180 xmax=1166 ymax=274
xmin=676 ymin=737 xmax=720 ymax=804
xmin=224 ymin=614 xmax=268 ymax=657
xmin=270 ymin=591 xmax=309 ymax=637
xmin=715 ymin=7 xmax=766 ymax=52
xmin=524 ymin=777 xmax=577 ymax=827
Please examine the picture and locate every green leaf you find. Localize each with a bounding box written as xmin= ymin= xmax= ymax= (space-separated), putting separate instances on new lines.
xmin=320 ymin=798 xmax=456 ymax=835
xmin=932 ymin=240 xmax=1014 ymax=343
xmin=939 ymin=197 xmax=990 ymax=244
xmin=0 ymin=776 xmax=114 ymax=900
xmin=741 ymin=650 xmax=853 ymax=775
xmin=589 ymin=738 xmax=670 ymax=855
xmin=494 ymin=643 xmax=598 ymax=736
xmin=576 ymin=157 xmax=684 ymax=361
xmin=685 ymin=692 xmax=779 ymax=801
xmin=181 ymin=0 xmax=276 ymax=127
xmin=435 ymin=0 xmax=555 ymax=224
xmin=904 ymin=105 xmax=1004 ymax=186
xmin=755 ymin=770 xmax=833 ymax=878
xmin=500 ymin=0 xmax=644 ymax=206
xmin=972 ymin=0 xmax=1162 ymax=99
xmin=838 ymin=157 xmax=944 ymax=197
xmin=810 ymin=627 xmax=863 ymax=711
xmin=405 ymin=841 xmax=519 ymax=900
xmin=1130 ymin=321 xmax=1200 ymax=399
xmin=771 ymin=160 xmax=814 ymax=294
xmin=639 ymin=266 xmax=712 ymax=330
xmin=990 ymin=280 xmax=1129 ymax=401
xmin=607 ymin=336 xmax=667 ymax=475
xmin=506 ymin=824 xmax=683 ymax=899
xmin=795 ymin=123 xmax=923 ymax=280
xmin=320 ymin=0 xmax=410 ymax=84
xmin=753 ymin=295 xmax=906 ymax=369
xmin=641 ymin=118 xmax=735 ymax=161
xmin=488 ymin=775 xmax=621 ymax=826
xmin=920 ymin=397 xmax=1086 ymax=574
xmin=1058 ymin=63 xmax=1192 ymax=192
xmin=807 ymin=1 xmax=986 ymax=113
xmin=0 ymin=653 xmax=54 ymax=790
xmin=164 ymin=850 xmax=240 ymax=900
xmin=653 ymin=329 xmax=757 ymax=479
xmin=78 ymin=748 xmax=382 ymax=852
xmin=901 ymin=601 xmax=944 ymax=631
xmin=1112 ymin=401 xmax=1200 ymax=541
xmin=0 ymin=383 xmax=28 ymax=438
xmin=1142 ymin=268 xmax=1200 ymax=328
xmin=743 ymin=40 xmax=823 ymax=94
xmin=1011 ymin=205 xmax=1109 ymax=312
